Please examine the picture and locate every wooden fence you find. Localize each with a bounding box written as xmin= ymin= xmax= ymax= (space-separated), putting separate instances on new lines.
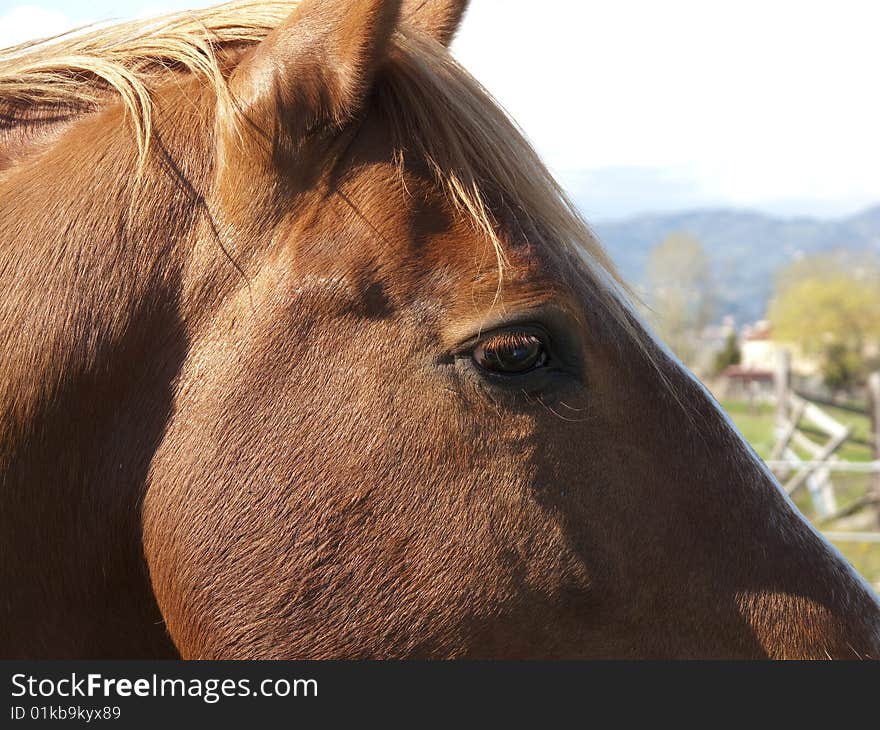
xmin=770 ymin=351 xmax=880 ymax=532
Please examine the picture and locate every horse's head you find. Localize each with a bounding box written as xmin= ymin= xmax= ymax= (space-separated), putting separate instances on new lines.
xmin=136 ymin=0 xmax=880 ymax=658
xmin=6 ymin=0 xmax=875 ymax=658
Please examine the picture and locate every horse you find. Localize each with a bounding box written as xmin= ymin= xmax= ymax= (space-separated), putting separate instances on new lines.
xmin=1 ymin=0 xmax=878 ymax=659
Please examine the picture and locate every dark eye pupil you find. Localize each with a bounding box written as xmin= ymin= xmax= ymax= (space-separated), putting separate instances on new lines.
xmin=473 ymin=333 xmax=547 ymax=374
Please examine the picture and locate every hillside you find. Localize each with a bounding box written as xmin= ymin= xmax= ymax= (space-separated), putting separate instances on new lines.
xmin=590 ymin=205 xmax=880 ymax=323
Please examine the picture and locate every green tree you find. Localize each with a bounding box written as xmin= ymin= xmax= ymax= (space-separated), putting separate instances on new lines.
xmin=714 ymin=331 xmax=741 ymax=373
xmin=768 ymin=252 xmax=880 ymax=391
xmin=645 ymin=232 xmax=715 ymax=365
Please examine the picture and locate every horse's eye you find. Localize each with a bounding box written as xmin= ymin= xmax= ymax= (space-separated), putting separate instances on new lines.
xmin=472 ymin=331 xmax=548 ymax=374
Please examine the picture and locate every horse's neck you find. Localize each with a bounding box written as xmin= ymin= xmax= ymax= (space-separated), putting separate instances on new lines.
xmin=0 ymin=93 xmax=210 ymax=658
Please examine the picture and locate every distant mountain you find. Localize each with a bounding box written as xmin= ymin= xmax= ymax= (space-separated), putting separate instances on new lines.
xmin=590 ymin=205 xmax=880 ymax=324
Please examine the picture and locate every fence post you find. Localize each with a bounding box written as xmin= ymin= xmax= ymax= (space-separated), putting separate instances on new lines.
xmin=775 ymin=349 xmax=791 ymax=431
xmin=868 ymin=372 xmax=880 ymax=526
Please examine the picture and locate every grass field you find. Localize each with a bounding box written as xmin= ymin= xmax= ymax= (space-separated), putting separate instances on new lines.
xmin=720 ymin=399 xmax=880 ymax=588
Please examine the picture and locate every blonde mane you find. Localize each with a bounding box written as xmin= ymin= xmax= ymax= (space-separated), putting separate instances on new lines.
xmin=0 ymin=1 xmax=295 ymax=160
xmin=0 ymin=0 xmax=650 ymax=361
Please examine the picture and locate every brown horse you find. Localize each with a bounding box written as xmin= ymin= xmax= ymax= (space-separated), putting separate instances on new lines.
xmin=1 ymin=0 xmax=878 ymax=659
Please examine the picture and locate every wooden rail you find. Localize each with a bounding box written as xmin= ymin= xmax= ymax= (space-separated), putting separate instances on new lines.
xmin=772 ymin=352 xmax=880 ymax=524
xmin=822 ymin=531 xmax=880 ymax=543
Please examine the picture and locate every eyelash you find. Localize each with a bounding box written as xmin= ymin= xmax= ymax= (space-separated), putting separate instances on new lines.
xmin=472 ymin=331 xmax=548 ymax=374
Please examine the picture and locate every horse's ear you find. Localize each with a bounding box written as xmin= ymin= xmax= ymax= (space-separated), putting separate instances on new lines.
xmin=401 ymin=0 xmax=469 ymax=46
xmin=228 ymin=0 xmax=403 ymax=144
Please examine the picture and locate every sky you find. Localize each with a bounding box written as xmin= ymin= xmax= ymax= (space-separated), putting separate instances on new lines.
xmin=2 ymin=0 xmax=879 ymax=221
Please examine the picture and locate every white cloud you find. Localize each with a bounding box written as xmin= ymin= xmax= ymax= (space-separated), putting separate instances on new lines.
xmin=453 ymin=0 xmax=880 ymax=216
xmin=0 ymin=5 xmax=71 ymax=48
